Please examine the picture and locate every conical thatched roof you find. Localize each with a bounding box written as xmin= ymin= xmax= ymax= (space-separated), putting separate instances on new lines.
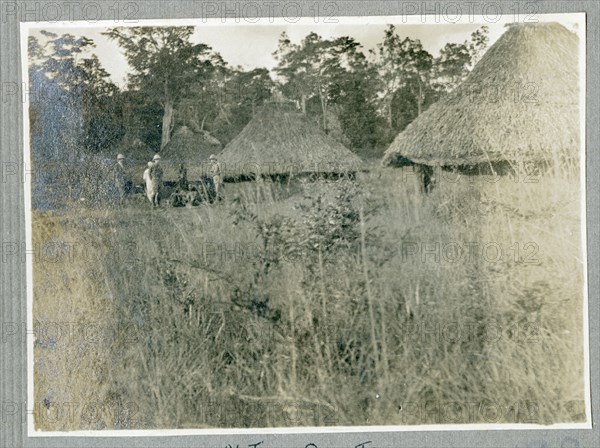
xmin=382 ymin=22 xmax=580 ymax=167
xmin=163 ymin=126 xmax=222 ymax=162
xmin=218 ymin=103 xmax=362 ymax=176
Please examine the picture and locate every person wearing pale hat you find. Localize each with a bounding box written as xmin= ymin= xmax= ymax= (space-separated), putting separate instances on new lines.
xmin=209 ymin=154 xmax=223 ymax=200
xmin=113 ymin=153 xmax=128 ymax=206
xmin=148 ymin=154 xmax=164 ymax=206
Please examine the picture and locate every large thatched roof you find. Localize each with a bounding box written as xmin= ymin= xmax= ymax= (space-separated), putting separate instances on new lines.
xmin=218 ymin=103 xmax=362 ymax=175
xmin=163 ymin=126 xmax=222 ymax=162
xmin=382 ymin=22 xmax=580 ymax=167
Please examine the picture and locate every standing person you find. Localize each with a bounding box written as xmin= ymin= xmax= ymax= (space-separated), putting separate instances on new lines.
xmin=178 ymin=163 xmax=188 ymax=191
xmin=416 ymin=164 xmax=436 ymax=194
xmin=113 ymin=153 xmax=129 ymax=206
xmin=142 ymin=161 xmax=156 ymax=206
xmin=149 ymin=154 xmax=164 ymax=206
xmin=209 ymin=154 xmax=223 ymax=200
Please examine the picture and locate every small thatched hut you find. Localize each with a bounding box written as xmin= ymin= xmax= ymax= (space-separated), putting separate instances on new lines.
xmin=163 ymin=126 xmax=222 ymax=162
xmin=217 ymin=103 xmax=362 ymax=178
xmin=382 ymin=22 xmax=580 ymax=170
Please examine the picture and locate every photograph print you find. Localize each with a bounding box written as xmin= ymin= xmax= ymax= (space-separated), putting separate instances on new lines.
xmin=23 ymin=13 xmax=589 ymax=432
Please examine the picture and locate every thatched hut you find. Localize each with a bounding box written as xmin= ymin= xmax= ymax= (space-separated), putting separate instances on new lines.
xmin=217 ymin=103 xmax=362 ymax=179
xmin=382 ymin=22 xmax=580 ymax=172
xmin=163 ymin=126 xmax=222 ymax=162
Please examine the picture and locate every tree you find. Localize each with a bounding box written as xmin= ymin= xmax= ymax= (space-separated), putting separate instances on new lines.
xmin=370 ymin=25 xmax=434 ymax=127
xmin=390 ymin=77 xmax=437 ymax=133
xmin=79 ymin=55 xmax=124 ymax=152
xmin=273 ymin=32 xmax=309 ymax=112
xmin=335 ymin=71 xmax=379 ymax=152
xmin=176 ymin=64 xmax=229 ymax=135
xmin=31 ymin=32 xmax=95 ymax=91
xmin=28 ymin=34 xmax=83 ymax=161
xmin=208 ymin=67 xmax=275 ymax=145
xmin=103 ymin=26 xmax=224 ymax=150
xmin=432 ymin=26 xmax=489 ymax=93
xmin=274 ymin=32 xmax=372 ymax=135
xmin=469 ymin=26 xmax=489 ymax=66
xmin=232 ymin=67 xmax=275 ymax=116
xmin=119 ymin=89 xmax=163 ymax=153
xmin=28 ymin=33 xmax=122 ymax=158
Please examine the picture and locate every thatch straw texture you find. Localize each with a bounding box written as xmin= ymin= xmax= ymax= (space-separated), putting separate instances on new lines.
xmin=163 ymin=126 xmax=222 ymax=162
xmin=217 ymin=103 xmax=362 ymax=176
xmin=382 ymin=22 xmax=580 ymax=167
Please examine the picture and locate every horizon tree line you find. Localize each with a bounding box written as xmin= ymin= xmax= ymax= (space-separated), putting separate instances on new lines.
xmin=27 ymin=24 xmax=489 ymax=162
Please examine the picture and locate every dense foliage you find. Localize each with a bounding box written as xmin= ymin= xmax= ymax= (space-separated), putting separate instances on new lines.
xmin=28 ymin=25 xmax=488 ymax=161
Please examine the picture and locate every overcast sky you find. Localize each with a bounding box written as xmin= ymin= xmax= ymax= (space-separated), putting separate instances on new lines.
xmin=27 ymin=16 xmax=581 ymax=87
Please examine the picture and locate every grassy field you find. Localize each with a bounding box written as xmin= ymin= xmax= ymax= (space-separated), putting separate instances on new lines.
xmin=32 ymin=164 xmax=586 ymax=430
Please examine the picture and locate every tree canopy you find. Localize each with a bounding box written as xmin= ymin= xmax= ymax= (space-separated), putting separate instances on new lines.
xmin=103 ymin=26 xmax=225 ymax=150
xmin=29 ymin=24 xmax=490 ymax=161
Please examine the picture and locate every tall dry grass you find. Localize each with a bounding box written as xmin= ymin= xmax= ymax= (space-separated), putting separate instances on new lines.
xmin=32 ymin=163 xmax=586 ymax=429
